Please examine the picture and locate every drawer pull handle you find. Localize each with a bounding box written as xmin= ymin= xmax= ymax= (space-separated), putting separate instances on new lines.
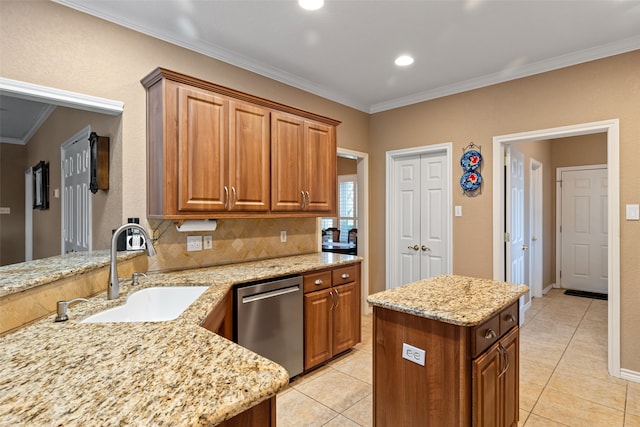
xmin=506 ymin=313 xmax=516 ymax=323
xmin=484 ymin=329 xmax=497 ymax=340
xmin=314 ymin=279 xmax=324 ymax=285
xmin=341 ymin=273 xmax=350 ymax=279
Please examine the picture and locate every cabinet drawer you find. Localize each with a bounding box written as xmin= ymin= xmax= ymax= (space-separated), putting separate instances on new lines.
xmin=332 ymin=265 xmax=356 ymax=286
xmin=303 ymin=271 xmax=332 ymax=293
xmin=499 ymin=302 xmax=519 ymax=335
xmin=472 ymin=314 xmax=500 ymax=358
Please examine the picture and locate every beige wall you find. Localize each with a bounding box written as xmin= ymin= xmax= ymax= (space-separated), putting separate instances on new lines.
xmin=371 ymin=52 xmax=640 ymax=370
xmin=338 ymin=157 xmax=358 ymax=176
xmin=0 ymin=143 xmax=27 ymax=265
xmin=1 ymin=1 xmax=639 ymax=372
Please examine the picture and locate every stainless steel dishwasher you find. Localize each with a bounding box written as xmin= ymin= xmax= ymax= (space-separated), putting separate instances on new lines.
xmin=235 ymin=275 xmax=303 ymax=378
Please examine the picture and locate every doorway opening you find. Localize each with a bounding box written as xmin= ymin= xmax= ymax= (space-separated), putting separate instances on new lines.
xmin=492 ymin=119 xmax=620 ymax=377
xmin=321 ymin=148 xmax=370 ymax=314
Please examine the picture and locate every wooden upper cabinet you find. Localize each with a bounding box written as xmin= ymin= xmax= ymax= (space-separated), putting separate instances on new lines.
xmin=177 ymin=86 xmax=228 ymax=212
xmin=228 ymin=101 xmax=270 ymax=212
xmin=271 ymin=111 xmax=336 ymax=213
xmin=142 ymin=67 xmax=339 ymax=219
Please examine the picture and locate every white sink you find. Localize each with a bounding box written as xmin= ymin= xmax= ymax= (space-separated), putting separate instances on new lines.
xmin=81 ymin=286 xmax=209 ymax=323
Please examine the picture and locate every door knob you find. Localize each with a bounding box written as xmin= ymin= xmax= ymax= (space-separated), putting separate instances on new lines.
xmin=531 ymin=236 xmax=538 ymax=241
xmin=421 ymin=245 xmax=430 ymax=252
xmin=522 ymin=245 xmax=529 ymax=251
xmin=408 ymin=245 xmax=419 ymax=251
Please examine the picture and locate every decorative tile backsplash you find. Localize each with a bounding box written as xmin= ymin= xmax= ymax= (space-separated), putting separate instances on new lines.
xmin=147 ymin=218 xmax=318 ymax=272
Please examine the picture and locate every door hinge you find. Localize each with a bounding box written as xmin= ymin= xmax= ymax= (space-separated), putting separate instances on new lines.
xmin=559 ymin=270 xmax=562 ymax=278
xmin=504 ymin=232 xmax=510 ymax=242
xmin=559 ymin=225 xmax=562 ymax=233
xmin=504 ymin=154 xmax=510 ymax=166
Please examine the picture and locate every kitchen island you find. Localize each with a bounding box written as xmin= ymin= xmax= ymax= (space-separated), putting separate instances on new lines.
xmin=367 ymin=275 xmax=528 ymax=427
xmin=0 ymin=252 xmax=360 ymax=426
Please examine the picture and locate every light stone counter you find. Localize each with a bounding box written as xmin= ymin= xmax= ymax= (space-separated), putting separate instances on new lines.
xmin=0 ymin=250 xmax=142 ymax=298
xmin=0 ymin=252 xmax=361 ymax=426
xmin=367 ymin=274 xmax=528 ymax=326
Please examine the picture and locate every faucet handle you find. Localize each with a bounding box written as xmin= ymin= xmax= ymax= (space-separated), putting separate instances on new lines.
xmin=132 ymin=272 xmax=147 ymax=286
xmin=55 ymin=298 xmax=89 ymax=322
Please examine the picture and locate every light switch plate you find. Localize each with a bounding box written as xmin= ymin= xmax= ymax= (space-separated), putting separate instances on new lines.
xmin=455 ymin=205 xmax=462 ymax=217
xmin=280 ymin=230 xmax=287 ymax=243
xmin=626 ymin=204 xmax=640 ymax=221
xmin=0 ymin=207 xmax=9 ymax=215
xmin=402 ymin=343 xmax=426 ymax=366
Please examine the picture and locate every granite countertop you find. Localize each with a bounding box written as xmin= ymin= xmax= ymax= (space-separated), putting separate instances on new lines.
xmin=0 ymin=252 xmax=361 ymax=426
xmin=0 ymin=250 xmax=142 ymax=298
xmin=367 ymin=274 xmax=528 ymax=327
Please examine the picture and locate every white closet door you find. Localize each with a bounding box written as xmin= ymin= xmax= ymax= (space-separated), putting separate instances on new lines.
xmin=389 ymin=151 xmax=449 ymax=289
xmin=560 ymin=167 xmax=608 ymax=293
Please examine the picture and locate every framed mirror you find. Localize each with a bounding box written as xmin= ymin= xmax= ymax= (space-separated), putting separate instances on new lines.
xmin=32 ymin=161 xmax=49 ymax=210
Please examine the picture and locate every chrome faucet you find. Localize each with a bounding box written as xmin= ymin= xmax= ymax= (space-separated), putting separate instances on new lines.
xmin=109 ymin=223 xmax=156 ymax=300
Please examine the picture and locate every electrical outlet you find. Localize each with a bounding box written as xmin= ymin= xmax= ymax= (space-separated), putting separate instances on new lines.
xmin=280 ymin=230 xmax=287 ymax=243
xmin=402 ymin=343 xmax=426 ymax=366
xmin=187 ymin=235 xmax=202 ymax=252
xmin=203 ymin=235 xmax=213 ymax=249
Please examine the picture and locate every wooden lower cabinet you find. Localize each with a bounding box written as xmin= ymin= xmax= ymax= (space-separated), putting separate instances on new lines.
xmin=373 ymin=302 xmax=519 ymax=427
xmin=473 ymin=328 xmax=519 ymax=427
xmin=200 ymin=291 xmax=233 ymax=340
xmin=217 ymin=397 xmax=276 ymax=427
xmin=303 ymin=263 xmax=361 ymax=371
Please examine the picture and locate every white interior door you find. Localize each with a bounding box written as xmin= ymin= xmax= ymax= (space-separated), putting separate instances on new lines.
xmin=24 ymin=168 xmax=33 ymax=261
xmin=507 ymin=146 xmax=526 ymax=286
xmin=393 ymin=155 xmax=421 ymax=287
xmin=389 ymin=148 xmax=450 ymax=289
xmin=420 ymin=153 xmax=448 ymax=278
xmin=529 ymin=159 xmax=543 ymax=298
xmin=559 ymin=167 xmax=608 ymax=293
xmin=61 ymin=126 xmax=92 ymax=254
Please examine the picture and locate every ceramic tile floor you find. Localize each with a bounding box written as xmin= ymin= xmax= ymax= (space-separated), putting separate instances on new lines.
xmin=276 ymin=289 xmax=640 ymax=426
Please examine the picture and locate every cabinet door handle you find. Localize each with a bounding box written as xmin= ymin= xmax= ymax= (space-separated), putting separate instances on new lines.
xmin=341 ymin=273 xmax=350 ymax=279
xmin=231 ymin=186 xmax=237 ymax=209
xmin=329 ymin=290 xmax=335 ymax=310
xmin=305 ymin=191 xmax=310 ymax=209
xmin=497 ymin=343 xmax=510 ymax=378
xmin=314 ymin=279 xmax=324 ymax=285
xmin=334 ymin=288 xmax=340 ymax=309
xmin=300 ymin=191 xmax=306 ymax=209
xmin=224 ymin=186 xmax=229 ymax=209
xmin=484 ymin=329 xmax=497 ymax=340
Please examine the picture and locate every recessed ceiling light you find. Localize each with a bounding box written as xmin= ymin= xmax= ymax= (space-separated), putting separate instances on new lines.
xmin=395 ymin=55 xmax=414 ymax=66
xmin=299 ymin=0 xmax=324 ymax=11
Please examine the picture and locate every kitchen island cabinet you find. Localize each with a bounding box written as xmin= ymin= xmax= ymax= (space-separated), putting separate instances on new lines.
xmin=367 ymin=275 xmax=527 ymax=427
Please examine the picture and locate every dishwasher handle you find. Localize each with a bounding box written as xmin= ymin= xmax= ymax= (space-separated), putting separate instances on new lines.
xmin=241 ymin=285 xmax=300 ymax=304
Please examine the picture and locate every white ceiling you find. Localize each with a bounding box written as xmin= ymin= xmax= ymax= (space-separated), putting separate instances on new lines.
xmin=2 ymin=0 xmax=640 ymax=144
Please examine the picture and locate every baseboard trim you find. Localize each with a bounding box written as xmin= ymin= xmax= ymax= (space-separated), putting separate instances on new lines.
xmin=621 ymin=369 xmax=640 ymax=383
xmin=543 ymin=284 xmax=554 ymax=295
